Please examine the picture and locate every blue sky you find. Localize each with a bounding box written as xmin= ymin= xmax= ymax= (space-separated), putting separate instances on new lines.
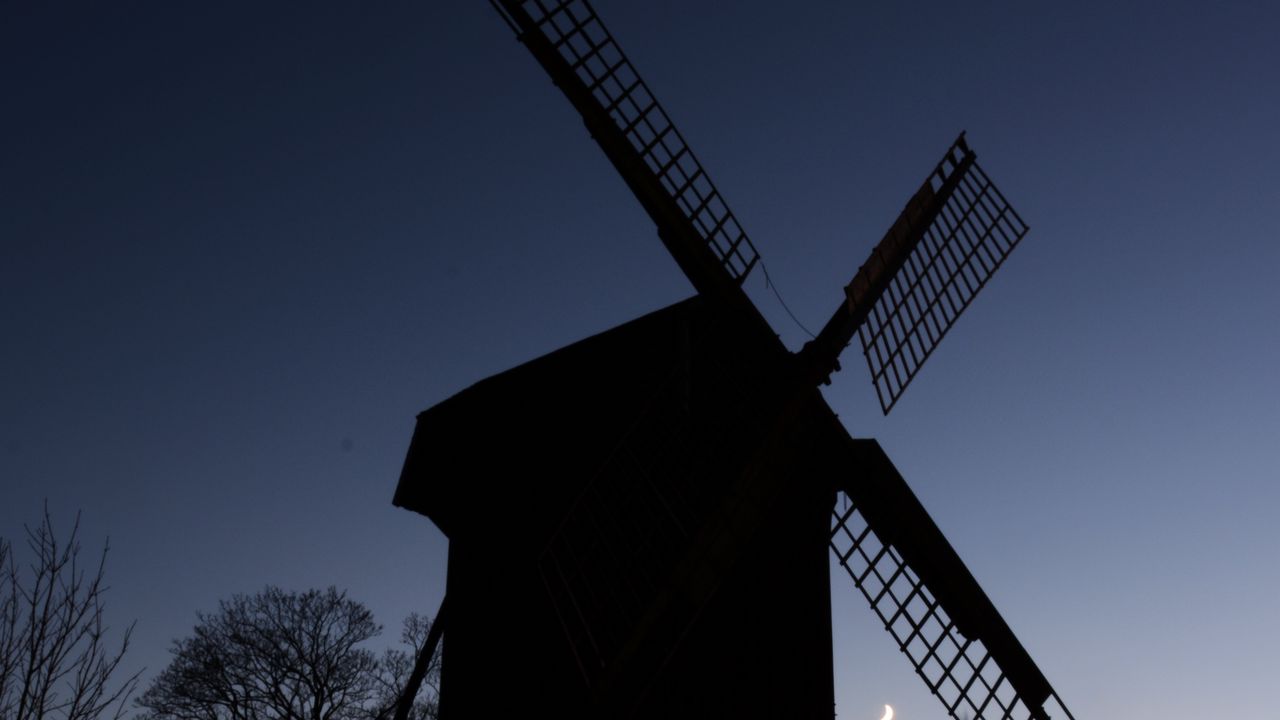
xmin=3 ymin=2 xmax=1278 ymax=718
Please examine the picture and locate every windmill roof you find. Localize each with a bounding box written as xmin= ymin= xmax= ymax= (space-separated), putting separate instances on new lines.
xmin=395 ymin=296 xmax=722 ymax=541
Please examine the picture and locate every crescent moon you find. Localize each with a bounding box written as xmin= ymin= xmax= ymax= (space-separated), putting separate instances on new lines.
xmin=879 ymin=705 xmax=894 ymax=720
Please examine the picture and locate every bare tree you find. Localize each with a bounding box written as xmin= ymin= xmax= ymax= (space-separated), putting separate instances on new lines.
xmin=370 ymin=609 xmax=444 ymax=720
xmin=138 ymin=587 xmax=440 ymax=720
xmin=0 ymin=508 xmax=140 ymax=720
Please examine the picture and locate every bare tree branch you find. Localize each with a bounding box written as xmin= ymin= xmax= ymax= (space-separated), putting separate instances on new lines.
xmin=0 ymin=506 xmax=141 ymax=720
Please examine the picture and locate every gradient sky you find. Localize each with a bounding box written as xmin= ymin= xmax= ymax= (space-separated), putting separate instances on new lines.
xmin=4 ymin=2 xmax=1279 ymax=718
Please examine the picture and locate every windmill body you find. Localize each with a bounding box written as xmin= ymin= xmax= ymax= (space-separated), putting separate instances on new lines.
xmin=396 ymin=297 xmax=838 ymax=717
xmin=395 ymin=2 xmax=1078 ymax=718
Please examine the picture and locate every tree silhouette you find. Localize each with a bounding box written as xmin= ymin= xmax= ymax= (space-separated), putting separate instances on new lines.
xmin=0 ymin=508 xmax=140 ymax=720
xmin=137 ymin=587 xmax=439 ymax=720
xmin=371 ymin=612 xmax=442 ymax=720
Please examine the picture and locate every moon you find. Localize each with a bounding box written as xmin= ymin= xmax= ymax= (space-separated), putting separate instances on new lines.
xmin=879 ymin=705 xmax=894 ymax=720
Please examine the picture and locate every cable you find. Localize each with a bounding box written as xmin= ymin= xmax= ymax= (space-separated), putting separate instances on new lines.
xmin=759 ymin=261 xmax=816 ymax=339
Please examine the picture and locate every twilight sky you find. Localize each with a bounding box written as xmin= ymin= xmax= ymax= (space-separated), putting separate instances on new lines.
xmin=3 ymin=2 xmax=1279 ymax=718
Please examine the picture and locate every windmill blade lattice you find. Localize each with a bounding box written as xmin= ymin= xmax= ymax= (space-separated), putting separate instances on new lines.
xmin=493 ymin=0 xmax=761 ymax=295
xmin=833 ymin=503 xmax=1074 ymax=720
xmin=856 ymin=141 xmax=1030 ymax=413
xmin=831 ymin=442 xmax=1075 ymax=720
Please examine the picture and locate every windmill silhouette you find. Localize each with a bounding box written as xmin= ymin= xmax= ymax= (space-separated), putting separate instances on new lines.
xmin=395 ymin=2 xmax=1077 ymax=718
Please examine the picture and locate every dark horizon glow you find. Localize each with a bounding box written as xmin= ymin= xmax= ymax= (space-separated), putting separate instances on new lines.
xmin=4 ymin=3 xmax=1278 ymax=718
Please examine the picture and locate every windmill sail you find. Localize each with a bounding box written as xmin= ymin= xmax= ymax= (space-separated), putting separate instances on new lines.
xmin=492 ymin=0 xmax=762 ymax=302
xmin=831 ymin=440 xmax=1075 ymax=720
xmin=804 ymin=135 xmax=1029 ymax=411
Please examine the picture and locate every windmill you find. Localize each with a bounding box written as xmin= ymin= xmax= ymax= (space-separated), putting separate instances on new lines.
xmin=394 ymin=2 xmax=1077 ymax=718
